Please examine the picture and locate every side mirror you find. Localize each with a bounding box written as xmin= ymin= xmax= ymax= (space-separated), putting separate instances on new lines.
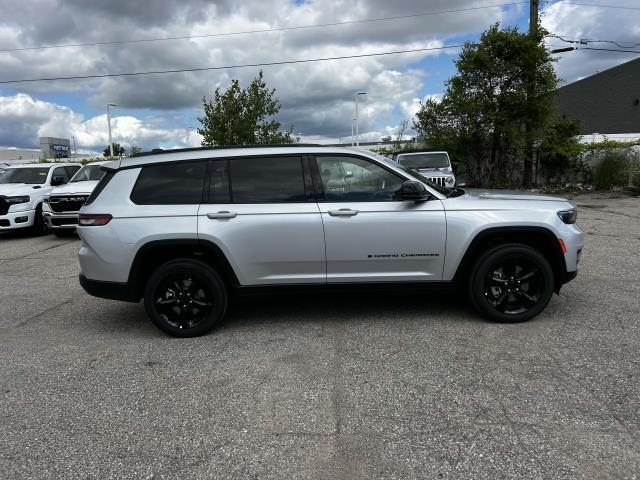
xmin=51 ymin=175 xmax=66 ymax=186
xmin=400 ymin=180 xmax=430 ymax=201
xmin=345 ymin=171 xmax=353 ymax=178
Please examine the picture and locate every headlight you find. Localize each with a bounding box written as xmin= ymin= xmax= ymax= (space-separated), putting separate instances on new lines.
xmin=4 ymin=196 xmax=30 ymax=205
xmin=557 ymin=209 xmax=577 ymax=224
xmin=445 ymin=177 xmax=455 ymax=185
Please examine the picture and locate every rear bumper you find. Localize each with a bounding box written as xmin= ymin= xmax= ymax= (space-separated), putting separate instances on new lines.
xmin=79 ymin=274 xmax=139 ymax=303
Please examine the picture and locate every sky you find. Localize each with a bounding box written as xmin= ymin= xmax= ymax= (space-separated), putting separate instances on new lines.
xmin=0 ymin=0 xmax=639 ymax=154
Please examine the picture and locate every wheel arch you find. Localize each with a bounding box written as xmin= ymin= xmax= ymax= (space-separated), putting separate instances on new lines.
xmin=453 ymin=226 xmax=568 ymax=291
xmin=128 ymin=239 xmax=240 ymax=301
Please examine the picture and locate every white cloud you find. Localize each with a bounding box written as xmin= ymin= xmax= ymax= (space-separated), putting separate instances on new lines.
xmin=0 ymin=93 xmax=187 ymax=152
xmin=542 ymin=0 xmax=640 ymax=84
xmin=0 ymin=0 xmax=521 ymax=141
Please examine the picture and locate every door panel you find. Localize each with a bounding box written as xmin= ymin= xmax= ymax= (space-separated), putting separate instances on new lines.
xmin=198 ymin=156 xmax=326 ymax=285
xmin=314 ymin=155 xmax=446 ymax=283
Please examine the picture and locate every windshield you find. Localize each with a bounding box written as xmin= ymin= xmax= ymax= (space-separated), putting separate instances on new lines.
xmin=0 ymin=167 xmax=50 ymax=185
xmin=369 ymin=152 xmax=453 ymax=196
xmin=70 ymin=164 xmax=106 ymax=182
xmin=398 ymin=153 xmax=450 ymax=169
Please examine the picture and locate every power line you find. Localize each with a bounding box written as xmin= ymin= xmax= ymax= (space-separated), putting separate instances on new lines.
xmin=0 ymin=2 xmax=527 ymax=53
xmin=549 ymin=33 xmax=640 ymax=49
xmin=582 ymin=47 xmax=640 ymax=53
xmin=552 ymin=1 xmax=640 ymax=10
xmin=0 ymin=44 xmax=463 ymax=84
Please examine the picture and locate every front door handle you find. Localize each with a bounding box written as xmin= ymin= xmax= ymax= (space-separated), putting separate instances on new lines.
xmin=206 ymin=211 xmax=237 ymax=219
xmin=328 ymin=209 xmax=359 ymax=217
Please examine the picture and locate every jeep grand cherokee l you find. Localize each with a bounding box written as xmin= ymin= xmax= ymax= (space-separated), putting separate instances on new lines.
xmin=77 ymin=146 xmax=583 ymax=337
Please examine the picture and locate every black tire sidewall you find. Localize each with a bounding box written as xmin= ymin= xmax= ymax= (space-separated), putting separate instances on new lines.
xmin=32 ymin=204 xmax=49 ymax=235
xmin=470 ymin=244 xmax=555 ymax=323
xmin=144 ymin=259 xmax=227 ymax=337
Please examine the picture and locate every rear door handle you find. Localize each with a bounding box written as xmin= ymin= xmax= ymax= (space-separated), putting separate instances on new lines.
xmin=206 ymin=211 xmax=237 ymax=219
xmin=328 ymin=209 xmax=359 ymax=217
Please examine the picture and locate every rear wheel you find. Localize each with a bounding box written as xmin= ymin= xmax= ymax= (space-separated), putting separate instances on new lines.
xmin=144 ymin=259 xmax=227 ymax=337
xmin=468 ymin=243 xmax=554 ymax=323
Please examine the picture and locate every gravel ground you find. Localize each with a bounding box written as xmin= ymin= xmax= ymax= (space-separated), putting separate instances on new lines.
xmin=1 ymin=194 xmax=639 ymax=479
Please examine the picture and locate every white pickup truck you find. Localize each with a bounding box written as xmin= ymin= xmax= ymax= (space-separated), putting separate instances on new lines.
xmin=0 ymin=163 xmax=81 ymax=234
xmin=43 ymin=162 xmax=107 ymax=237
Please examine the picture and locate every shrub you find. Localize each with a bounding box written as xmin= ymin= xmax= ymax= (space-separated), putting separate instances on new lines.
xmin=591 ymin=149 xmax=640 ymax=189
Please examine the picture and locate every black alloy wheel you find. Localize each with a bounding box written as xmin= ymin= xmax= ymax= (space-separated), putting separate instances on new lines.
xmin=469 ymin=244 xmax=555 ymax=323
xmin=144 ymin=259 xmax=227 ymax=337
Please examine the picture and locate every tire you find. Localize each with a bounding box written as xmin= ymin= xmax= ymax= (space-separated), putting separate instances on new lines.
xmin=53 ymin=229 xmax=76 ymax=238
xmin=31 ymin=204 xmax=49 ymax=235
xmin=468 ymin=243 xmax=554 ymax=323
xmin=144 ymin=259 xmax=228 ymax=337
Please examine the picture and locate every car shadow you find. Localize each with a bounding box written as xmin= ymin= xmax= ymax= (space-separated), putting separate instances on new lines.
xmin=92 ymin=289 xmax=481 ymax=338
xmin=223 ymin=289 xmax=480 ymax=330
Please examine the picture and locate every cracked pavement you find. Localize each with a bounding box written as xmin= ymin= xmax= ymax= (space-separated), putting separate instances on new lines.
xmin=1 ymin=193 xmax=639 ymax=479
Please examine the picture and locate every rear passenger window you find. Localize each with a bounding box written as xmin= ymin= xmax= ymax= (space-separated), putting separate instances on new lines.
xmin=228 ymin=157 xmax=306 ymax=203
xmin=131 ymin=161 xmax=206 ymax=204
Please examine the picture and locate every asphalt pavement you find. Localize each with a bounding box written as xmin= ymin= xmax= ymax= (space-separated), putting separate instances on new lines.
xmin=1 ymin=193 xmax=639 ymax=479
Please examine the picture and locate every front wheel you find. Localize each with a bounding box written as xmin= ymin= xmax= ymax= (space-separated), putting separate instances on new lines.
xmin=31 ymin=204 xmax=49 ymax=235
xmin=144 ymin=259 xmax=228 ymax=337
xmin=468 ymin=244 xmax=555 ymax=323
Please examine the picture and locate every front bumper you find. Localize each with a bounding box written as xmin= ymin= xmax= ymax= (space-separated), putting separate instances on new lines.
xmin=43 ymin=212 xmax=79 ymax=229
xmin=0 ymin=209 xmax=36 ymax=230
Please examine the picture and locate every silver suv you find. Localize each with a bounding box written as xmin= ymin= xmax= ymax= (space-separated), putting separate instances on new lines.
xmin=78 ymin=146 xmax=583 ymax=337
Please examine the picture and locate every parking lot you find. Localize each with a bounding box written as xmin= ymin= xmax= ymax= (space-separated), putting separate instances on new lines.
xmin=1 ymin=194 xmax=639 ymax=479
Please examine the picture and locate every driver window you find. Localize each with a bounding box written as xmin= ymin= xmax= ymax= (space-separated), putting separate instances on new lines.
xmin=316 ymin=156 xmax=404 ymax=202
xmin=52 ymin=167 xmax=69 ymax=184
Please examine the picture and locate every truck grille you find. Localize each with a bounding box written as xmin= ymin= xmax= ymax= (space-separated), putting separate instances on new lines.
xmin=48 ymin=195 xmax=89 ymax=213
xmin=427 ymin=177 xmax=448 ymax=187
xmin=0 ymin=197 xmax=9 ymax=215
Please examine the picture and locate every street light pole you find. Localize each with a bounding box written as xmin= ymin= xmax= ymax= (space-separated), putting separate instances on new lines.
xmin=186 ymin=126 xmax=193 ymax=147
xmin=106 ymin=103 xmax=118 ymax=157
xmin=354 ymin=92 xmax=366 ymax=147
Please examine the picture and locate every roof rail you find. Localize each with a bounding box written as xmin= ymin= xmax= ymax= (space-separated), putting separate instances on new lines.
xmin=131 ymin=144 xmax=323 ymax=157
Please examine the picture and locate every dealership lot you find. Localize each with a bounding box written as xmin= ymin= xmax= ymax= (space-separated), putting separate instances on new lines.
xmin=1 ymin=194 xmax=639 ymax=479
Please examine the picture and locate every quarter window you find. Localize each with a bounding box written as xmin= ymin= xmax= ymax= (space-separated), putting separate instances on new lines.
xmin=316 ymin=156 xmax=404 ymax=202
xmin=130 ymin=161 xmax=206 ymax=204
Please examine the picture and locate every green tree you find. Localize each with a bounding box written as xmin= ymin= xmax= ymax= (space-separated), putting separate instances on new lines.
xmin=539 ymin=117 xmax=581 ymax=181
xmin=103 ymin=143 xmax=126 ymax=158
xmin=129 ymin=146 xmax=142 ymax=156
xmin=198 ymin=71 xmax=293 ymax=146
xmin=414 ymin=23 xmax=558 ymax=187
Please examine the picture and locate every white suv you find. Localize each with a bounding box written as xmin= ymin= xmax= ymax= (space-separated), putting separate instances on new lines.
xmin=393 ymin=151 xmax=456 ymax=188
xmin=78 ymin=146 xmax=583 ymax=337
xmin=43 ymin=162 xmax=107 ymax=237
xmin=0 ymin=163 xmax=81 ymax=234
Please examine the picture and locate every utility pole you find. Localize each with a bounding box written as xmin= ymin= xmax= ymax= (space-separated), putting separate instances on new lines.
xmin=523 ymin=0 xmax=539 ymax=187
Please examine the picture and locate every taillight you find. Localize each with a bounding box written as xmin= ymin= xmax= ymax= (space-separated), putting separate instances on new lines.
xmin=78 ymin=214 xmax=112 ymax=226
